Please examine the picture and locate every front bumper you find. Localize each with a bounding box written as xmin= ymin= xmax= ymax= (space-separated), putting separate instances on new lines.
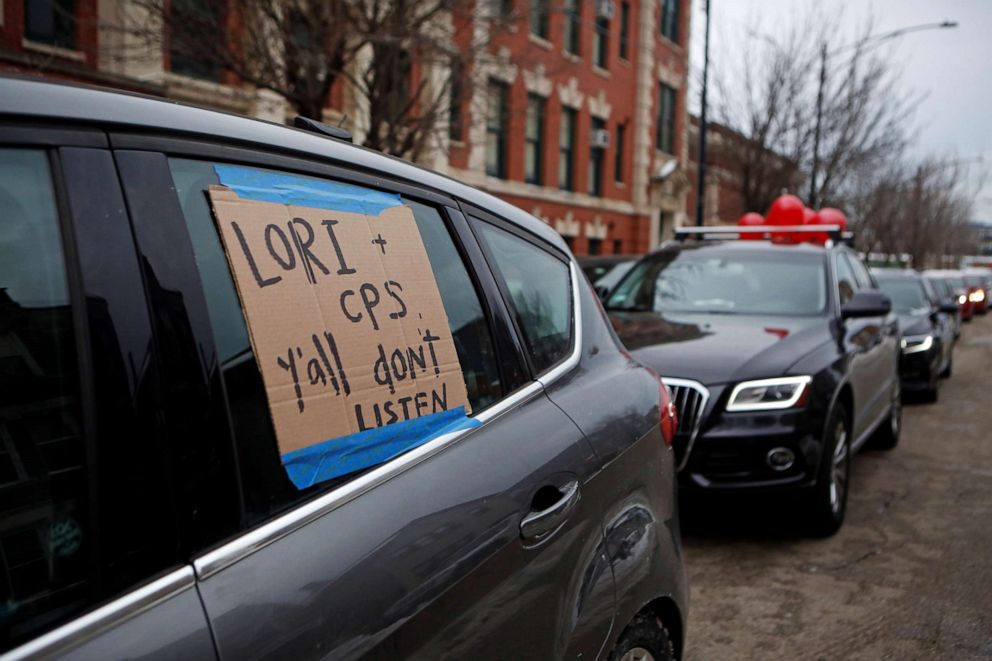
xmin=899 ymin=348 xmax=938 ymax=391
xmin=677 ymin=396 xmax=829 ymax=493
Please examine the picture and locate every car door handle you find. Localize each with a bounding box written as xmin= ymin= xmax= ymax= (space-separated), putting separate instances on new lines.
xmin=520 ymin=480 xmax=580 ymax=541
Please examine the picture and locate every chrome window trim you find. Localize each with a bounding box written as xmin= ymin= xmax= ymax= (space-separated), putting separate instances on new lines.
xmin=193 ymin=261 xmax=582 ymax=580
xmin=4 ymin=567 xmax=196 ymax=660
xmin=661 ymin=377 xmax=710 ymax=472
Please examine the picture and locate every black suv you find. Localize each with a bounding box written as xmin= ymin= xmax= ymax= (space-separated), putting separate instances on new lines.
xmin=606 ymin=231 xmax=900 ymax=535
xmin=874 ymin=268 xmax=957 ymax=401
xmin=0 ymin=77 xmax=686 ymax=659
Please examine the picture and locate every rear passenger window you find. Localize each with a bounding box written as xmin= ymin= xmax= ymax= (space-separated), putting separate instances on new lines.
xmin=0 ymin=150 xmax=85 ymax=650
xmin=847 ymin=253 xmax=875 ymax=290
xmin=835 ymin=253 xmax=859 ymax=304
xmin=168 ymin=159 xmax=502 ymax=523
xmin=476 ymin=222 xmax=573 ymax=374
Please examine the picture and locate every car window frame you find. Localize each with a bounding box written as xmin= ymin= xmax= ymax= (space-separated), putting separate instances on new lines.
xmin=0 ymin=124 xmax=202 ymax=658
xmin=458 ymin=202 xmax=576 ymax=380
xmin=99 ymin=131 xmax=581 ymax=579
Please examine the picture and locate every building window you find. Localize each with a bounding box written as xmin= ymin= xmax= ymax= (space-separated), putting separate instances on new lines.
xmin=613 ymin=239 xmax=623 ymax=254
xmin=588 ymin=117 xmax=606 ymax=196
xmin=448 ymin=62 xmax=464 ymax=142
xmin=530 ymin=0 xmax=549 ymax=38
xmin=614 ymin=123 xmax=626 ymax=183
xmin=558 ymin=107 xmax=577 ymax=190
xmin=619 ymin=2 xmax=630 ymax=60
xmin=525 ymin=95 xmax=546 ymax=185
xmin=24 ymin=0 xmax=76 ymax=49
xmin=588 ymin=237 xmax=603 ymax=255
xmin=486 ymin=80 xmax=510 ymax=178
xmin=170 ymin=0 xmax=222 ymax=81
xmin=563 ymin=0 xmax=580 ymax=55
xmin=660 ymin=0 xmax=679 ymax=43
xmin=563 ymin=235 xmax=576 ymax=251
xmin=656 ymin=83 xmax=677 ymax=154
xmin=593 ymin=14 xmax=610 ymax=69
xmin=491 ymin=0 xmax=513 ymax=19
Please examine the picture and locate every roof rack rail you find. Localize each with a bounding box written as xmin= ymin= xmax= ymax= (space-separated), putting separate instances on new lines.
xmin=294 ymin=116 xmax=353 ymax=143
xmin=674 ymin=225 xmax=853 ymax=244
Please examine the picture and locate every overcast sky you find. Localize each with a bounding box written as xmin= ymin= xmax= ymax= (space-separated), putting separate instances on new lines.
xmin=688 ymin=0 xmax=992 ymax=222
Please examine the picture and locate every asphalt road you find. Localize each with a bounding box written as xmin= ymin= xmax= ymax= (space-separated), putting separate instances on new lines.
xmin=681 ymin=314 xmax=992 ymax=660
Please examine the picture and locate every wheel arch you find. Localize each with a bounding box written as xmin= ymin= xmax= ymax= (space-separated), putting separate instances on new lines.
xmin=644 ymin=596 xmax=684 ymax=660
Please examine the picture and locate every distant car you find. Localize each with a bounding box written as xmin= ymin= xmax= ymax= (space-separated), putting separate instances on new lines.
xmin=0 ymin=77 xmax=687 ymax=660
xmin=579 ymin=254 xmax=640 ymax=298
xmin=922 ymin=271 xmax=962 ymax=339
xmin=605 ymin=232 xmax=901 ymax=537
xmin=935 ymin=270 xmax=975 ymax=322
xmin=963 ymin=269 xmax=992 ymax=315
xmin=874 ymin=269 xmax=957 ymax=401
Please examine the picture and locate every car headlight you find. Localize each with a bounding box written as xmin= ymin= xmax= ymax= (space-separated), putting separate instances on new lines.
xmin=969 ymin=290 xmax=986 ymax=303
xmin=726 ymin=376 xmax=812 ymax=412
xmin=958 ymin=294 xmax=967 ymax=305
xmin=901 ymin=334 xmax=933 ymax=354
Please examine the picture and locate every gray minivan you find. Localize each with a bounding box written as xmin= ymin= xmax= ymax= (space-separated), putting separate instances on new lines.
xmin=0 ymin=77 xmax=686 ymax=660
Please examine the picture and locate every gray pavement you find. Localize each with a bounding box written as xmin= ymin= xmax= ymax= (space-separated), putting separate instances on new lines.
xmin=682 ymin=314 xmax=992 ymax=660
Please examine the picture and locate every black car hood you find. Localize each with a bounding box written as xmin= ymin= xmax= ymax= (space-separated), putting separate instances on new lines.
xmin=609 ymin=310 xmax=832 ymax=385
xmin=896 ymin=312 xmax=932 ymax=337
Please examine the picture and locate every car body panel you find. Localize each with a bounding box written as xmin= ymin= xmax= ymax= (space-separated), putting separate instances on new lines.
xmin=0 ymin=77 xmax=686 ymax=658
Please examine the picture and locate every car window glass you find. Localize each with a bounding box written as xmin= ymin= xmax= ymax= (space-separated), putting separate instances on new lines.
xmin=877 ymin=279 xmax=930 ymax=315
xmin=0 ymin=150 xmax=85 ymax=650
xmin=835 ymin=253 xmax=859 ymax=304
xmin=607 ymin=250 xmax=827 ymax=316
xmin=476 ymin=222 xmax=573 ymax=374
xmin=168 ymin=158 xmax=502 ymax=524
xmin=846 ymin=253 xmax=874 ymax=289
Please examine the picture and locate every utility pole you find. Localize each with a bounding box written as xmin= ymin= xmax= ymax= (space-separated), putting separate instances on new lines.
xmin=809 ymin=41 xmax=827 ymax=207
xmin=694 ymin=0 xmax=711 ymax=227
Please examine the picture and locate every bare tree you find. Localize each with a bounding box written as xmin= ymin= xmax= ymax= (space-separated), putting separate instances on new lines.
xmin=851 ymin=157 xmax=983 ymax=267
xmin=712 ymin=11 xmax=913 ymax=215
xmin=107 ymin=0 xmax=519 ymax=160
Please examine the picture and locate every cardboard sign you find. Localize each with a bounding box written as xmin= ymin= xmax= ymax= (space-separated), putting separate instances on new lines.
xmin=207 ymin=171 xmax=472 ymax=482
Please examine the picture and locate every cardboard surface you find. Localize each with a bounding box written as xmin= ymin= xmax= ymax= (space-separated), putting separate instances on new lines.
xmin=207 ymin=183 xmax=471 ymax=460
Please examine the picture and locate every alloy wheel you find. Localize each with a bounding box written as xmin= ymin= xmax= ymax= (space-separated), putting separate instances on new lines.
xmin=619 ymin=647 xmax=656 ymax=661
xmin=829 ymin=421 xmax=849 ymax=515
xmin=890 ymin=384 xmax=902 ymax=437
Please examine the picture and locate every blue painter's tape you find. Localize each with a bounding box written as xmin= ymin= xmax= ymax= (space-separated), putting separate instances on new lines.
xmin=281 ymin=407 xmax=481 ymax=490
xmin=214 ymin=164 xmax=403 ymax=216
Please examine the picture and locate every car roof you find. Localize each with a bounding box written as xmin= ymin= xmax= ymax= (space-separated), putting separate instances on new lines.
xmin=654 ymin=239 xmax=833 ymax=258
xmin=0 ymin=75 xmax=566 ymax=251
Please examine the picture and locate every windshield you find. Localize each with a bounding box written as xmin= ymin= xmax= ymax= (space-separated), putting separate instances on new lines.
xmin=877 ymin=279 xmax=930 ymax=315
xmin=591 ymin=261 xmax=635 ymax=291
xmin=607 ymin=249 xmax=828 ymax=316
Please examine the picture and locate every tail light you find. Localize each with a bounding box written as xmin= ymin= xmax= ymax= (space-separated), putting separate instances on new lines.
xmin=652 ymin=371 xmax=678 ymax=448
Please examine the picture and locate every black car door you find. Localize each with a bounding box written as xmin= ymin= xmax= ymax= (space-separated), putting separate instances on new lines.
xmin=112 ymin=145 xmax=615 ymax=659
xmin=0 ymin=133 xmax=216 ymax=657
xmin=840 ymin=251 xmax=897 ymax=441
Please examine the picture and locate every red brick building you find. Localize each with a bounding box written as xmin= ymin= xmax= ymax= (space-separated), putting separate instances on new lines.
xmin=1 ymin=0 xmax=693 ymax=255
xmin=685 ymin=114 xmax=802 ymax=226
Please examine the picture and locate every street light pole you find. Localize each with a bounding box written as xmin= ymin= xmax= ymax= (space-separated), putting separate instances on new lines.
xmin=695 ymin=0 xmax=711 ymax=227
xmin=807 ymin=20 xmax=957 ymax=208
xmin=809 ymin=42 xmax=827 ymax=207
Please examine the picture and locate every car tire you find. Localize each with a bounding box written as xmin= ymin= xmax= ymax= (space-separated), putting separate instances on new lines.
xmin=941 ymin=353 xmax=953 ymax=378
xmin=808 ymin=403 xmax=850 ymax=538
xmin=870 ymin=382 xmax=901 ymax=451
xmin=608 ymin=612 xmax=675 ymax=661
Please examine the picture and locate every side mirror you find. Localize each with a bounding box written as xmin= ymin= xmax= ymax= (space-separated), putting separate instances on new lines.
xmin=842 ymin=290 xmax=892 ymax=319
xmin=939 ymin=297 xmax=960 ymax=314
